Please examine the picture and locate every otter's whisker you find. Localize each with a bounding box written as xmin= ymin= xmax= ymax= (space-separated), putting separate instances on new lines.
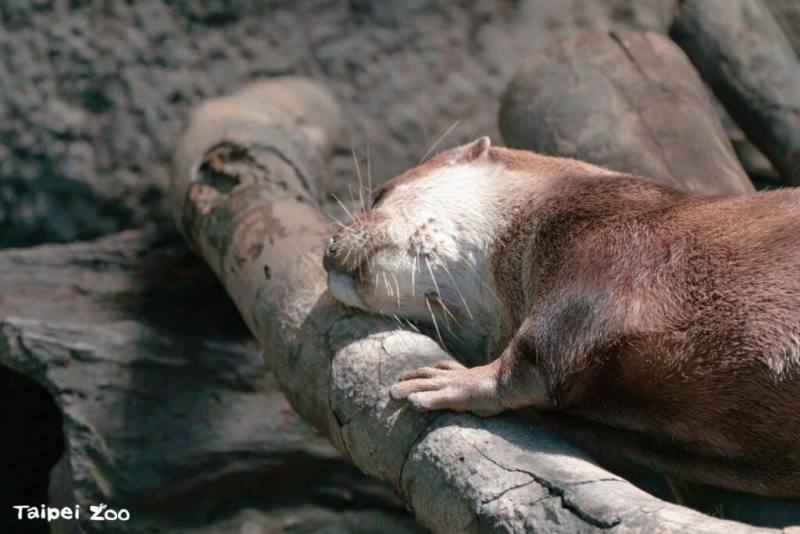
xmin=383 ymin=272 xmax=393 ymax=297
xmin=366 ymin=141 xmax=373 ymax=198
xmin=434 ymin=296 xmax=464 ymax=343
xmin=424 ymin=256 xmax=462 ymax=335
xmin=391 ymin=313 xmax=406 ymax=332
xmin=365 ymin=253 xmax=372 ymax=271
xmin=323 ymin=211 xmax=347 ymax=229
xmin=424 ymin=256 xmax=444 ymax=305
xmin=425 ymin=295 xmax=446 ymax=350
xmin=403 ymin=318 xmax=420 ymax=333
xmin=344 ymin=250 xmax=360 ymax=273
xmin=350 ymin=140 xmax=367 ymax=215
xmin=391 ymin=315 xmax=421 ymax=355
xmin=420 ymin=119 xmax=461 ymax=164
xmin=347 ymin=183 xmax=361 ymax=217
xmin=392 ymin=272 xmax=401 ymax=308
xmin=330 ymin=193 xmax=357 ymax=223
xmin=431 ymin=250 xmax=474 ymax=320
xmin=428 ymin=290 xmax=460 ymax=334
xmin=410 ymin=253 xmax=418 ymax=302
xmin=463 ymin=259 xmax=502 ymax=305
xmin=435 ymin=296 xmax=453 ymax=330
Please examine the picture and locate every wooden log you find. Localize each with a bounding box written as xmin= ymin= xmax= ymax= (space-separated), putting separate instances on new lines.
xmin=0 ymin=231 xmax=414 ymax=533
xmin=500 ymin=30 xmax=754 ymax=195
xmin=169 ymin=75 xmax=787 ymax=532
xmin=671 ymin=0 xmax=800 ymax=186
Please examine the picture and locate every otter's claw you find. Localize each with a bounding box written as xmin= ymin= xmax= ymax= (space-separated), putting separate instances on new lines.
xmin=398 ymin=359 xmax=466 ymax=381
xmin=390 ymin=360 xmax=505 ymax=417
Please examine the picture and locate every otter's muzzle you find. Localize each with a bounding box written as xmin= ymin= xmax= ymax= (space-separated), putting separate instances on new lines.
xmin=322 ymin=233 xmax=340 ymax=272
xmin=323 ymin=232 xmax=367 ymax=310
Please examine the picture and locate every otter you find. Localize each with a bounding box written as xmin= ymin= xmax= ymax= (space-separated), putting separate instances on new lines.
xmin=322 ymin=137 xmax=800 ymax=499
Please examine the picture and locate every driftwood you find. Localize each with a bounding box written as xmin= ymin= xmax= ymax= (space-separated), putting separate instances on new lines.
xmin=671 ymin=0 xmax=800 ymax=187
xmin=0 ymin=231 xmax=417 ymax=533
xmin=168 ymin=68 xmax=798 ymax=532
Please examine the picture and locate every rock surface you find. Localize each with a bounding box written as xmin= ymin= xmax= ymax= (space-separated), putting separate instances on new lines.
xmin=763 ymin=0 xmax=800 ymax=56
xmin=0 ymin=231 xmax=420 ymax=533
xmin=500 ymin=30 xmax=754 ymax=196
xmin=671 ymin=0 xmax=800 ymax=186
xmin=0 ymin=0 xmax=676 ymax=248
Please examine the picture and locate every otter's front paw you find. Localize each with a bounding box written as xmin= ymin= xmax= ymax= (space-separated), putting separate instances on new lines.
xmin=390 ymin=359 xmax=505 ymax=417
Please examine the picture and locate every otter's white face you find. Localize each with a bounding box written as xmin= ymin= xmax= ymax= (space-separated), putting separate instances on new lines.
xmin=323 ymin=137 xmax=510 ymax=355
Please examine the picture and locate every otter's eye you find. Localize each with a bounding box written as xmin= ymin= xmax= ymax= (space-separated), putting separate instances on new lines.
xmin=370 ymin=181 xmax=397 ymax=209
xmin=370 ymin=189 xmax=387 ymax=209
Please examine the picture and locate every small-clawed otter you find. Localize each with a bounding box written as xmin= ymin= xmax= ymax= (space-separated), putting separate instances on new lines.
xmin=322 ymin=137 xmax=800 ymax=498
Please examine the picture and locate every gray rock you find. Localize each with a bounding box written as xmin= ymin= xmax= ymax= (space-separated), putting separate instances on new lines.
xmin=500 ymin=30 xmax=754 ymax=196
xmin=763 ymin=0 xmax=800 ymax=57
xmin=0 ymin=231 xmax=419 ymax=533
xmin=0 ymin=0 xmax=675 ymax=248
xmin=671 ymin=0 xmax=800 ymax=186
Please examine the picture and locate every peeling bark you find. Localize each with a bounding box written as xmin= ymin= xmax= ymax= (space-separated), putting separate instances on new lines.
xmin=169 ymin=76 xmax=793 ymax=531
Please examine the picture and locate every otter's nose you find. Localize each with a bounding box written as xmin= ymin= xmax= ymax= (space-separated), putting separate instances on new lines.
xmin=323 ymin=233 xmax=340 ymax=272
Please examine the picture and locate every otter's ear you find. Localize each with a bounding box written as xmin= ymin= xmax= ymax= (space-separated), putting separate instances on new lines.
xmin=465 ymin=136 xmax=491 ymax=161
xmin=444 ymin=136 xmax=491 ymax=164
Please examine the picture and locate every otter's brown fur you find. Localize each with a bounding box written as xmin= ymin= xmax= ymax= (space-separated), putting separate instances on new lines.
xmin=494 ymin=173 xmax=800 ymax=496
xmin=326 ymin=138 xmax=800 ymax=498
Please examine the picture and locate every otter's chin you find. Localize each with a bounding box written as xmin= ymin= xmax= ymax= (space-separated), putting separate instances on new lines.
xmin=327 ymin=270 xmax=368 ymax=310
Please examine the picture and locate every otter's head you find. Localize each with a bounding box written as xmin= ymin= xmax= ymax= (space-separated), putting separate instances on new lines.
xmin=323 ymin=136 xmax=513 ymax=355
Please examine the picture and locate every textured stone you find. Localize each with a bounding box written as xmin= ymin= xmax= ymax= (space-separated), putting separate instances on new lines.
xmin=672 ymin=0 xmax=800 ymax=186
xmin=763 ymin=0 xmax=800 ymax=57
xmin=0 ymin=231 xmax=418 ymax=533
xmin=0 ymin=0 xmax=676 ymax=247
xmin=500 ymin=31 xmax=754 ymax=196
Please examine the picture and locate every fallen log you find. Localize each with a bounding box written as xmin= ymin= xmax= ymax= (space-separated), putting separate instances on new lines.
xmin=169 ymin=74 xmax=794 ymax=531
xmin=671 ymin=0 xmax=800 ymax=186
xmin=0 ymin=231 xmax=415 ymax=533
